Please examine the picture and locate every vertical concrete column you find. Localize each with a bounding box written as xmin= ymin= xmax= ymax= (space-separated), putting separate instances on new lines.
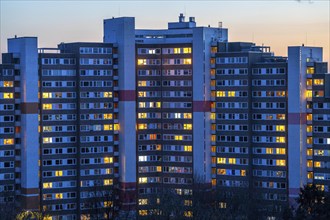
xmin=8 ymin=37 xmax=39 ymax=210
xmin=104 ymin=17 xmax=137 ymax=210
xmin=192 ymin=28 xmax=211 ymax=185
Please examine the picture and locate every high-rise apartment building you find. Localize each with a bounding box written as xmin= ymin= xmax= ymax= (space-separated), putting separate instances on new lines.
xmin=0 ymin=15 xmax=329 ymax=220
xmin=212 ymin=42 xmax=288 ymax=213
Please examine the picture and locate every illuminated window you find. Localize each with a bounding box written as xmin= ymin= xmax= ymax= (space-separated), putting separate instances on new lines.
xmin=241 ymin=170 xmax=246 ymax=176
xmin=43 ymin=104 xmax=52 ymax=110
xmin=138 ymin=81 xmax=147 ymax=86
xmin=55 ymin=193 xmax=63 ymax=199
xmin=210 ymin=58 xmax=216 ymax=64
xmin=138 ymin=92 xmax=146 ymax=97
xmin=210 ymin=69 xmax=215 ymax=76
xmin=228 ymin=91 xmax=235 ymax=97
xmin=276 ymin=148 xmax=286 ymax=155
xmin=114 ymin=124 xmax=120 ymax=131
xmin=139 ymin=210 xmax=148 ymax=216
xmin=184 ymin=211 xmax=193 ymax=217
xmin=103 ymin=92 xmax=112 ymax=98
xmin=183 ymin=124 xmax=192 ymax=130
xmin=149 ymin=134 xmax=157 ymax=140
xmin=103 ymin=114 xmax=113 ymax=119
xmin=211 ymin=146 xmax=216 ymax=153
xmin=211 ymin=157 xmax=216 ymax=164
xmin=43 ymin=126 xmax=52 ymax=132
xmin=317 ymin=185 xmax=325 ymax=190
xmin=183 ymin=58 xmax=192 ymax=65
xmin=217 ymin=158 xmax=226 ymax=164
xmin=306 ymin=67 xmax=314 ymax=74
xmin=211 ymin=135 xmax=216 ymax=142
xmin=218 ymin=169 xmax=226 ymax=175
xmin=139 ymin=177 xmax=147 ymax=183
xmin=184 ymin=145 xmax=192 ymax=152
xmin=307 ymin=149 xmax=313 ymax=156
xmin=138 ymin=113 xmax=147 ymax=119
xmin=276 ymin=160 xmax=286 ymax=166
xmin=183 ymin=47 xmax=192 ymax=54
xmin=104 ymin=157 xmax=113 ymax=164
xmin=219 ymin=202 xmax=227 ymax=209
xmin=228 ymin=158 xmax=236 ymax=164
xmin=276 ymin=125 xmax=285 ymax=132
xmin=4 ymin=139 xmax=14 ymax=145
xmin=42 ymin=93 xmax=52 ymax=98
xmin=138 ymin=199 xmax=148 ymax=205
xmin=43 ymin=137 xmax=52 ymax=143
xmin=174 ymin=48 xmax=180 ymax=54
xmin=313 ymin=79 xmax=324 ymax=85
xmin=139 ymin=102 xmax=146 ymax=108
xmin=211 ymin=47 xmax=217 ymax=53
xmin=276 ymin=91 xmax=286 ymax=97
xmin=104 ymin=179 xmax=113 ymax=186
xmin=3 ymin=93 xmax=13 ymax=99
xmin=306 ymin=114 xmax=312 ymax=121
xmin=174 ymin=135 xmax=183 ymax=140
xmin=276 ymin=137 xmax=286 ymax=143
xmin=306 ymin=126 xmax=312 ymax=133
xmin=276 ymin=114 xmax=285 ymax=120
xmin=104 ymin=124 xmax=113 ymax=130
xmin=157 ymin=166 xmax=162 ymax=172
xmin=55 ymin=171 xmax=63 ymax=177
xmin=315 ymin=150 xmax=324 ymax=156
xmin=307 ymin=172 xmax=313 ymax=179
xmin=314 ymin=90 xmax=324 ymax=97
xmin=211 ymin=102 xmax=216 ymax=109
xmin=307 ymin=160 xmax=313 ymax=167
xmin=138 ymin=124 xmax=147 ymax=130
xmin=137 ymin=59 xmax=147 ymax=65
xmin=211 ymin=124 xmax=216 ymax=131
xmin=104 ymin=201 xmax=112 ymax=207
xmin=184 ymin=200 xmax=192 ymax=206
xmin=43 ymin=182 xmax=52 ymax=189
xmin=306 ymin=90 xmax=312 ymax=98
xmin=183 ymin=113 xmax=192 ymax=119
xmin=306 ymin=79 xmax=312 ymax=86
xmin=314 ymin=161 xmax=321 ymax=168
xmin=266 ymin=148 xmax=273 ymax=154
xmin=216 ymin=91 xmax=225 ymax=97
xmin=307 ymin=137 xmax=313 ymax=144
xmin=3 ymin=81 xmax=13 ymax=87
xmin=210 ymin=113 xmax=216 ymax=120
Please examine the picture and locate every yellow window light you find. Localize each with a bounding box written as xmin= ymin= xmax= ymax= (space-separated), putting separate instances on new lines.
xmin=3 ymin=93 xmax=13 ymax=99
xmin=55 ymin=171 xmax=63 ymax=177
xmin=104 ymin=157 xmax=113 ymax=164
xmin=137 ymin=59 xmax=147 ymax=65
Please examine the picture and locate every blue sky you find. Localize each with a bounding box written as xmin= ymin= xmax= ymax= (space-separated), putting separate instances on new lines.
xmin=1 ymin=0 xmax=329 ymax=65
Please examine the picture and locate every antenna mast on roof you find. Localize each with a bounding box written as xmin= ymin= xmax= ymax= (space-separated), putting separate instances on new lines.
xmin=218 ymin=21 xmax=223 ymax=41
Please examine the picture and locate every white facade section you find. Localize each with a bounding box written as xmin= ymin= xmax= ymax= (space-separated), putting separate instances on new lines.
xmin=104 ymin=17 xmax=137 ymax=183
xmin=192 ymin=27 xmax=225 ymax=183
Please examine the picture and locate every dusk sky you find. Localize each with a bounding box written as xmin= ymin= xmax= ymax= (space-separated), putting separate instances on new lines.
xmin=1 ymin=0 xmax=329 ymax=68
